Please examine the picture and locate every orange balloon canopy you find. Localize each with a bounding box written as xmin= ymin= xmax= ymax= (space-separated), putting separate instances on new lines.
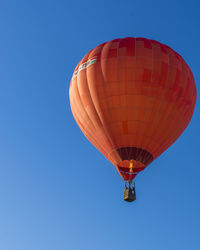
xmin=69 ymin=37 xmax=196 ymax=181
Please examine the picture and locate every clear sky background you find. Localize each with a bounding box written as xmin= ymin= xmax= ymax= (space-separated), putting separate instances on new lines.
xmin=1 ymin=0 xmax=200 ymax=249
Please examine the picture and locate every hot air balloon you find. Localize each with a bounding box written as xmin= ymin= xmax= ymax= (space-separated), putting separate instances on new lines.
xmin=69 ymin=37 xmax=196 ymax=202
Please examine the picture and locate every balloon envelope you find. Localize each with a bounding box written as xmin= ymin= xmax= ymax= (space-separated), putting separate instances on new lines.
xmin=69 ymin=37 xmax=196 ymax=181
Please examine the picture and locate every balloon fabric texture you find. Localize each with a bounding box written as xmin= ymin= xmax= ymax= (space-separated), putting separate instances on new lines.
xmin=69 ymin=37 xmax=196 ymax=182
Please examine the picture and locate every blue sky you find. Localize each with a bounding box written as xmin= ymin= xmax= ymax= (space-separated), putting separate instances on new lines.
xmin=1 ymin=0 xmax=200 ymax=249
